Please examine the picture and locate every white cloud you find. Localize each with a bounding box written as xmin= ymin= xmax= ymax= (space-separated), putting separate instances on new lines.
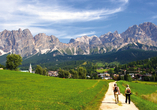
xmin=75 ymin=31 xmax=96 ymax=37
xmin=64 ymin=31 xmax=96 ymax=39
xmin=0 ymin=0 xmax=128 ymax=38
xmin=152 ymin=15 xmax=157 ymax=19
xmin=110 ymin=0 xmax=129 ymax=4
xmin=16 ymin=1 xmax=123 ymax=22
xmin=0 ymin=0 xmax=125 ymax=22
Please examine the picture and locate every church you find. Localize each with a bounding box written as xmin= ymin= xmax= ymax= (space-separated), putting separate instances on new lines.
xmin=29 ymin=63 xmax=32 ymax=73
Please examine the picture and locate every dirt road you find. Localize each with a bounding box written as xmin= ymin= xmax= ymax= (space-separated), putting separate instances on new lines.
xmin=99 ymin=82 xmax=139 ymax=110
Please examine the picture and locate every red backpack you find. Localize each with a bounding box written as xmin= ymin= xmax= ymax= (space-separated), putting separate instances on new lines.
xmin=127 ymin=88 xmax=131 ymax=93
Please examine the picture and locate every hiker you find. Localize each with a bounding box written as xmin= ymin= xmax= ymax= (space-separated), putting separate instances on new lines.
xmin=125 ymin=84 xmax=131 ymax=104
xmin=113 ymin=83 xmax=120 ymax=104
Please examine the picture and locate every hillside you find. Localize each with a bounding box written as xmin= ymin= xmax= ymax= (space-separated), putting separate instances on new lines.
xmin=18 ymin=49 xmax=157 ymax=70
xmin=0 ymin=70 xmax=110 ymax=110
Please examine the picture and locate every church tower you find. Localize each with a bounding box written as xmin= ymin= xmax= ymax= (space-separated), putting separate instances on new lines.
xmin=29 ymin=63 xmax=32 ymax=73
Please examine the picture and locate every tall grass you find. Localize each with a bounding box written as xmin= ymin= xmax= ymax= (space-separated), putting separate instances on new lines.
xmin=117 ymin=80 xmax=157 ymax=110
xmin=132 ymin=81 xmax=157 ymax=85
xmin=0 ymin=70 xmax=110 ymax=110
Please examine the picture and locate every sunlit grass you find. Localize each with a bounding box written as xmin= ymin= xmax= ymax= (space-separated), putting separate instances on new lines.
xmin=117 ymin=80 xmax=157 ymax=110
xmin=133 ymin=80 xmax=157 ymax=85
xmin=97 ymin=68 xmax=114 ymax=73
xmin=141 ymin=91 xmax=157 ymax=104
xmin=0 ymin=70 xmax=111 ymax=110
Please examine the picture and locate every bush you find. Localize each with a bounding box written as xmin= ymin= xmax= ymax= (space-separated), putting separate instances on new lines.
xmin=6 ymin=54 xmax=22 ymax=70
xmin=35 ymin=65 xmax=43 ymax=75
xmin=35 ymin=65 xmax=48 ymax=76
xmin=78 ymin=67 xmax=86 ymax=79
xmin=58 ymin=68 xmax=70 ymax=78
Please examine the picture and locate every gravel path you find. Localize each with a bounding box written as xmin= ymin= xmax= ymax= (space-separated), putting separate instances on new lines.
xmin=99 ymin=82 xmax=139 ymax=110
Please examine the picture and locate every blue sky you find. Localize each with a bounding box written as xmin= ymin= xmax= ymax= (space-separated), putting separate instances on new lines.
xmin=0 ymin=0 xmax=157 ymax=43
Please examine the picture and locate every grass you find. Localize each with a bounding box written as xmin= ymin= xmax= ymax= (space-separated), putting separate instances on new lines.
xmin=117 ymin=80 xmax=157 ymax=110
xmin=96 ymin=62 xmax=104 ymax=67
xmin=132 ymin=80 xmax=157 ymax=85
xmin=0 ymin=70 xmax=111 ymax=110
xmin=97 ymin=69 xmax=108 ymax=73
xmin=96 ymin=68 xmax=114 ymax=73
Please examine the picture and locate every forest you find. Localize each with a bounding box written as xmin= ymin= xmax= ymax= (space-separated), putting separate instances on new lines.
xmin=17 ymin=49 xmax=157 ymax=70
xmin=1 ymin=49 xmax=157 ymax=80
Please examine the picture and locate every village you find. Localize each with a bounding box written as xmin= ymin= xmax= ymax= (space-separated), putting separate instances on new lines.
xmin=20 ymin=63 xmax=154 ymax=81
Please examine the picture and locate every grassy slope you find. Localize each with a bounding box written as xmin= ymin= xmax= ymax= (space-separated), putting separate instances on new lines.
xmin=0 ymin=70 xmax=111 ymax=110
xmin=117 ymin=80 xmax=157 ymax=110
xmin=17 ymin=49 xmax=157 ymax=69
xmin=97 ymin=68 xmax=114 ymax=73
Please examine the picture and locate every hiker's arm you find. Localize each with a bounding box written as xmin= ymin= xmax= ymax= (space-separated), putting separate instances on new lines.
xmin=118 ymin=87 xmax=121 ymax=95
xmin=118 ymin=87 xmax=120 ymax=92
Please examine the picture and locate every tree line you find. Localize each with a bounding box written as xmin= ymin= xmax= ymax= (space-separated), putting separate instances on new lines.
xmin=112 ymin=56 xmax=157 ymax=81
xmin=0 ymin=54 xmax=48 ymax=76
xmin=0 ymin=54 xmax=94 ymax=79
xmin=58 ymin=67 xmax=86 ymax=79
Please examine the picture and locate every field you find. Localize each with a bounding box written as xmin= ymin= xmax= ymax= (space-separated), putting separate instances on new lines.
xmin=0 ymin=70 xmax=111 ymax=110
xmin=117 ymin=80 xmax=157 ymax=110
xmin=96 ymin=68 xmax=114 ymax=73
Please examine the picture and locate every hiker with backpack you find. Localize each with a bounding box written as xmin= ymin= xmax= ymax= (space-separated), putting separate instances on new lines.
xmin=113 ymin=83 xmax=120 ymax=104
xmin=125 ymin=84 xmax=131 ymax=104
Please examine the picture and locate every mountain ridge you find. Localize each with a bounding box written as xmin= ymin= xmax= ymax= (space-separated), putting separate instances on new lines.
xmin=0 ymin=22 xmax=157 ymax=57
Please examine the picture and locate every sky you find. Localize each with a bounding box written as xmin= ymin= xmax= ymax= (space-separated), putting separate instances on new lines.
xmin=0 ymin=0 xmax=157 ymax=43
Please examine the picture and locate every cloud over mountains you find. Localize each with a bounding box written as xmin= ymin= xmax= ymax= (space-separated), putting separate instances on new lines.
xmin=0 ymin=0 xmax=128 ymax=40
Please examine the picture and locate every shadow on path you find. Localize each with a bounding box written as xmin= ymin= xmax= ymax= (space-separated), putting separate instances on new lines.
xmin=101 ymin=102 xmax=115 ymax=104
xmin=102 ymin=102 xmax=126 ymax=104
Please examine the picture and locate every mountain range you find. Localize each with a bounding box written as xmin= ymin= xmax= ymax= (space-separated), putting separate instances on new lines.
xmin=0 ymin=22 xmax=157 ymax=58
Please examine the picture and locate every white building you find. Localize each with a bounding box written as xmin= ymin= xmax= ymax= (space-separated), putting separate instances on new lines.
xmin=29 ymin=63 xmax=32 ymax=73
xmin=98 ymin=73 xmax=111 ymax=79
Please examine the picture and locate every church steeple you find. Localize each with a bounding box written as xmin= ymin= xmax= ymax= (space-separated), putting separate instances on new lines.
xmin=29 ymin=63 xmax=32 ymax=73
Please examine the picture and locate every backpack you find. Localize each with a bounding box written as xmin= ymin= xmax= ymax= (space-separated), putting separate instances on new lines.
xmin=114 ymin=86 xmax=118 ymax=92
xmin=127 ymin=88 xmax=131 ymax=93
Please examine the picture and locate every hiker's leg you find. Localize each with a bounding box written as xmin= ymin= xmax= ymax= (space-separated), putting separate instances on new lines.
xmin=114 ymin=94 xmax=116 ymax=103
xmin=128 ymin=94 xmax=130 ymax=104
xmin=117 ymin=94 xmax=119 ymax=103
xmin=125 ymin=94 xmax=127 ymax=103
xmin=115 ymin=94 xmax=118 ymax=103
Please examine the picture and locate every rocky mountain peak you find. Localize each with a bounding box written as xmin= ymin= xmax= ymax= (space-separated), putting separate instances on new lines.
xmin=113 ymin=31 xmax=118 ymax=35
xmin=1 ymin=22 xmax=157 ymax=57
xmin=18 ymin=28 xmax=22 ymax=32
xmin=139 ymin=22 xmax=157 ymax=40
xmin=0 ymin=28 xmax=36 ymax=57
xmin=69 ymin=38 xmax=75 ymax=43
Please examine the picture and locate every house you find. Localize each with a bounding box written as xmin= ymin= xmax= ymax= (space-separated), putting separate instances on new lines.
xmin=98 ymin=72 xmax=111 ymax=80
xmin=144 ymin=73 xmax=152 ymax=77
xmin=0 ymin=68 xmax=3 ymax=70
xmin=21 ymin=70 xmax=29 ymax=72
xmin=129 ymin=73 xmax=135 ymax=78
xmin=135 ymin=73 xmax=152 ymax=81
xmin=48 ymin=71 xmax=58 ymax=77
xmin=86 ymin=75 xmax=91 ymax=78
xmin=113 ymin=74 xmax=119 ymax=77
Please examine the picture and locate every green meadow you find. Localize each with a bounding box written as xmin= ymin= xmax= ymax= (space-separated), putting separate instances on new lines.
xmin=117 ymin=80 xmax=157 ymax=110
xmin=96 ymin=68 xmax=114 ymax=73
xmin=0 ymin=70 xmax=111 ymax=110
